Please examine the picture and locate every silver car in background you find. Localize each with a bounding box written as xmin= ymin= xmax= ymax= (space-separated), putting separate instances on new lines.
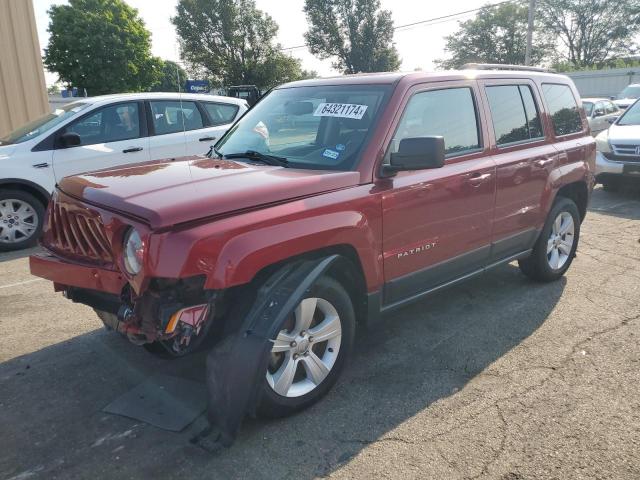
xmin=582 ymin=98 xmax=620 ymax=136
xmin=595 ymin=98 xmax=640 ymax=191
xmin=612 ymin=84 xmax=640 ymax=110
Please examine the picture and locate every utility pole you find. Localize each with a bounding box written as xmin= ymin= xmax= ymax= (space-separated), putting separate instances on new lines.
xmin=524 ymin=0 xmax=536 ymax=66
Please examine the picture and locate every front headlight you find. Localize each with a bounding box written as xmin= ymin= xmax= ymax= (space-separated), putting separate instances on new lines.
xmin=123 ymin=228 xmax=144 ymax=275
xmin=595 ymin=130 xmax=611 ymax=154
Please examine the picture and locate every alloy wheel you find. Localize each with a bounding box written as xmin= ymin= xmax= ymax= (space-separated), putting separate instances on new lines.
xmin=547 ymin=211 xmax=575 ymax=270
xmin=266 ymin=297 xmax=342 ymax=398
xmin=0 ymin=199 xmax=38 ymax=244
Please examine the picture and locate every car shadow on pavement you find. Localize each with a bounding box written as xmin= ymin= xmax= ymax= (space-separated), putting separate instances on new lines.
xmin=0 ymin=263 xmax=565 ymax=479
xmin=589 ymin=185 xmax=640 ymax=220
xmin=0 ymin=246 xmax=41 ymax=264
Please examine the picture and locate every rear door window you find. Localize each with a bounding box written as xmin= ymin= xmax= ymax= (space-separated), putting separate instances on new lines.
xmin=150 ymin=100 xmax=204 ymax=135
xmin=202 ymin=102 xmax=239 ymax=125
xmin=605 ymin=101 xmax=618 ymax=114
xmin=541 ymin=84 xmax=583 ymax=136
xmin=485 ymin=85 xmax=544 ymax=146
xmin=390 ymin=87 xmax=481 ymax=158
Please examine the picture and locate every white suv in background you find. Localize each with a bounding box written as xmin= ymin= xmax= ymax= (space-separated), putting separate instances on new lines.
xmin=0 ymin=93 xmax=247 ymax=250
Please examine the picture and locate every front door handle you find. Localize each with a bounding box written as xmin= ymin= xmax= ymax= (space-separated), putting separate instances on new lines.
xmin=199 ymin=136 xmax=217 ymax=142
xmin=534 ymin=157 xmax=555 ymax=168
xmin=123 ymin=147 xmax=143 ymax=153
xmin=467 ymin=172 xmax=492 ymax=186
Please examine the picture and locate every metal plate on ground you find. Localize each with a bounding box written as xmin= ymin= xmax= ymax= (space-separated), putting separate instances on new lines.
xmin=103 ymin=374 xmax=207 ymax=432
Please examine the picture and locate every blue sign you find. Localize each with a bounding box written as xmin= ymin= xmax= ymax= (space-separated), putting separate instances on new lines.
xmin=185 ymin=80 xmax=210 ymax=94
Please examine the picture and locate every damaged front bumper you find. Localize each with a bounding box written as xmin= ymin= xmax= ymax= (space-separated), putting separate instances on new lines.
xmin=30 ymin=251 xmax=216 ymax=353
xmin=30 ymin=252 xmax=127 ymax=295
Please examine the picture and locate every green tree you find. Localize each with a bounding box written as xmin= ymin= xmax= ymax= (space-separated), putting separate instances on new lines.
xmin=44 ymin=0 xmax=162 ymax=95
xmin=303 ymin=0 xmax=400 ymax=74
xmin=151 ymin=60 xmax=188 ymax=92
xmin=538 ymin=0 xmax=640 ymax=68
xmin=172 ymin=0 xmax=308 ymax=89
xmin=436 ymin=2 xmax=551 ymax=69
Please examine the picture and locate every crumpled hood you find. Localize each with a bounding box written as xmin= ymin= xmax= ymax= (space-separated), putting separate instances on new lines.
xmin=58 ymin=156 xmax=360 ymax=229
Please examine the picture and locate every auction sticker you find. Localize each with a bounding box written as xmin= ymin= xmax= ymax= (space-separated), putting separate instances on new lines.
xmin=322 ymin=149 xmax=340 ymax=160
xmin=314 ymin=103 xmax=368 ymax=119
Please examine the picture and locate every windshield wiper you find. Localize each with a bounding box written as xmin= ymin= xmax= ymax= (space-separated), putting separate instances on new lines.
xmin=206 ymin=145 xmax=223 ymax=158
xmin=223 ymin=150 xmax=289 ymax=167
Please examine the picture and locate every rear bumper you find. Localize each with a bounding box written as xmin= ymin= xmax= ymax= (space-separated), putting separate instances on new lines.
xmin=29 ymin=252 xmax=127 ymax=295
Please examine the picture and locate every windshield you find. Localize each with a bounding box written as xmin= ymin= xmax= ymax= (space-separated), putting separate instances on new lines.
xmin=0 ymin=102 xmax=91 ymax=145
xmin=616 ymin=99 xmax=640 ymax=125
xmin=617 ymin=85 xmax=640 ymax=100
xmin=582 ymin=101 xmax=594 ymax=116
xmin=216 ymin=84 xmax=391 ymax=170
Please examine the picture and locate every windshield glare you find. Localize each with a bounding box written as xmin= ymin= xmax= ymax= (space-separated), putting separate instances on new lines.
xmin=0 ymin=102 xmax=91 ymax=145
xmin=216 ymin=85 xmax=391 ymax=171
xmin=618 ymin=86 xmax=640 ymax=99
xmin=616 ymin=100 xmax=640 ymax=126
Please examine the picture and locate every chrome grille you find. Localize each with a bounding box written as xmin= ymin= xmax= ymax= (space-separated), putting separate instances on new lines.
xmin=610 ymin=144 xmax=640 ymax=162
xmin=48 ymin=200 xmax=113 ymax=263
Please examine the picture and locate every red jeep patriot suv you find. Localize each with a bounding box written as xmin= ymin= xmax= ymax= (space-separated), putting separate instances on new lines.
xmin=30 ymin=65 xmax=595 ymax=444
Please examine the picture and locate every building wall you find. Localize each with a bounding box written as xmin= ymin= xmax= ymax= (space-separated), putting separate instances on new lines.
xmin=567 ymin=68 xmax=640 ymax=99
xmin=0 ymin=0 xmax=49 ymax=137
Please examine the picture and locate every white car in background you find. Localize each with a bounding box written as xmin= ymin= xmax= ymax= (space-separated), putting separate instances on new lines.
xmin=612 ymin=84 xmax=640 ymax=110
xmin=0 ymin=93 xmax=248 ymax=250
xmin=582 ymin=97 xmax=620 ymax=136
xmin=595 ymin=98 xmax=640 ymax=191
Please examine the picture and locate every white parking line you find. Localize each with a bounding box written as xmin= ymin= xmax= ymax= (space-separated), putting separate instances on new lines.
xmin=0 ymin=278 xmax=45 ymax=290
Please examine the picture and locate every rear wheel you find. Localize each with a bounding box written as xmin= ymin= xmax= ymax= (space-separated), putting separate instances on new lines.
xmin=518 ymin=197 xmax=580 ymax=282
xmin=0 ymin=190 xmax=45 ymax=251
xmin=257 ymin=276 xmax=355 ymax=418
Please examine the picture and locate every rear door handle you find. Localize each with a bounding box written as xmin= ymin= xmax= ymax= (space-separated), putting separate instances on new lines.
xmin=122 ymin=147 xmax=143 ymax=153
xmin=199 ymin=136 xmax=217 ymax=142
xmin=467 ymin=172 xmax=492 ymax=186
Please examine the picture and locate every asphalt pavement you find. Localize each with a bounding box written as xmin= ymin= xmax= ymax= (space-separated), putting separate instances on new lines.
xmin=1 ymin=186 xmax=639 ymax=480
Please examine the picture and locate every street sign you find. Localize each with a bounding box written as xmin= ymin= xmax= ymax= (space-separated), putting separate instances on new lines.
xmin=185 ymin=80 xmax=210 ymax=94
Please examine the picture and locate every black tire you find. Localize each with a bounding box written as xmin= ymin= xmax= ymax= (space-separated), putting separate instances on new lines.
xmin=518 ymin=197 xmax=580 ymax=282
xmin=256 ymin=276 xmax=356 ymax=418
xmin=0 ymin=190 xmax=45 ymax=252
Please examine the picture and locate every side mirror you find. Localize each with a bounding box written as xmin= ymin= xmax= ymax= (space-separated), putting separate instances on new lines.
xmin=384 ymin=137 xmax=445 ymax=175
xmin=594 ymin=108 xmax=605 ymax=117
xmin=58 ymin=132 xmax=81 ymax=148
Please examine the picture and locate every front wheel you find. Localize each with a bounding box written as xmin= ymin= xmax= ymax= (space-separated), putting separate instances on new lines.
xmin=518 ymin=197 xmax=580 ymax=282
xmin=0 ymin=190 xmax=45 ymax=251
xmin=257 ymin=276 xmax=355 ymax=418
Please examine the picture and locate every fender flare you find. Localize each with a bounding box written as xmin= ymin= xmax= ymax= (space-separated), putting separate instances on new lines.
xmin=198 ymin=255 xmax=340 ymax=450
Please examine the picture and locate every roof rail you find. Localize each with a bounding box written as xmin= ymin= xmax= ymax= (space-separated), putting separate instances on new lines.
xmin=462 ymin=63 xmax=556 ymax=73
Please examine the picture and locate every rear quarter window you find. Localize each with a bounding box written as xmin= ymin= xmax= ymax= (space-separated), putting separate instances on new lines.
xmin=541 ymin=83 xmax=583 ymax=136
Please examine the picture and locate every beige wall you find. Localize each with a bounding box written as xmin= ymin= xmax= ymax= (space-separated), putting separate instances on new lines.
xmin=0 ymin=0 xmax=49 ymax=137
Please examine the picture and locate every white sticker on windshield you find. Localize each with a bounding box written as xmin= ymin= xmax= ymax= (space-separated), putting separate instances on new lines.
xmin=313 ymin=103 xmax=368 ymax=120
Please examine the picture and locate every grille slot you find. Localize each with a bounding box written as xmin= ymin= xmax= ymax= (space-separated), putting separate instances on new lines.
xmin=49 ymin=201 xmax=113 ymax=263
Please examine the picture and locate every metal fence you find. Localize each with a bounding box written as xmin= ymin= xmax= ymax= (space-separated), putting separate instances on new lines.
xmin=566 ymin=68 xmax=640 ymax=99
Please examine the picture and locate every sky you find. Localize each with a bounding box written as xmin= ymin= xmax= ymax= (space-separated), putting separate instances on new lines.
xmin=33 ymin=0 xmax=502 ymax=86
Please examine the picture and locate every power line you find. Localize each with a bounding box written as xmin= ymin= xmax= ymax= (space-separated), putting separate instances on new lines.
xmin=280 ymin=0 xmax=520 ymax=51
